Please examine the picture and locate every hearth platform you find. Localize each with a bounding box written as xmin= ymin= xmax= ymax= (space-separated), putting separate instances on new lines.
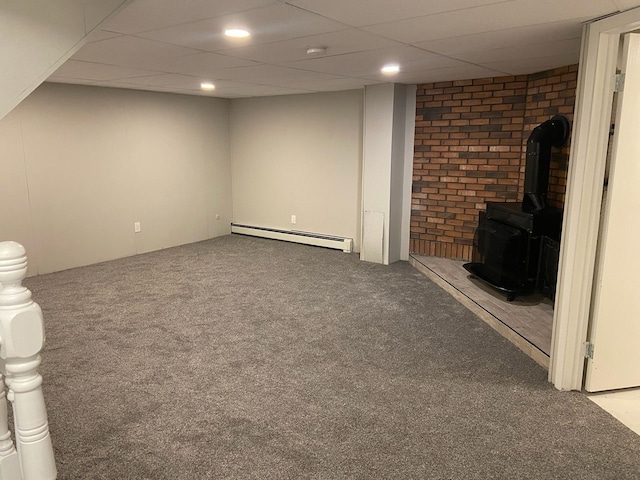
xmin=463 ymin=261 xmax=530 ymax=302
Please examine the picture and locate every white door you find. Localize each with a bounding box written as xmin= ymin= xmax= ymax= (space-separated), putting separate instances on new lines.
xmin=585 ymin=33 xmax=640 ymax=392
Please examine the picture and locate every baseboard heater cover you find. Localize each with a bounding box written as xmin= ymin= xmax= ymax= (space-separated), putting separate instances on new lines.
xmin=231 ymin=224 xmax=353 ymax=253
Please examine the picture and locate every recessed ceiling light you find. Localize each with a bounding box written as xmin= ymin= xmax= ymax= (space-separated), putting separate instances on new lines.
xmin=381 ymin=64 xmax=400 ymax=75
xmin=224 ymin=29 xmax=250 ymax=38
xmin=200 ymin=82 xmax=215 ymax=91
xmin=306 ymin=47 xmax=326 ymax=56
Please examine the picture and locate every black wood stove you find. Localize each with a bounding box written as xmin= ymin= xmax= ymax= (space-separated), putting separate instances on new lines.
xmin=464 ymin=115 xmax=569 ymax=301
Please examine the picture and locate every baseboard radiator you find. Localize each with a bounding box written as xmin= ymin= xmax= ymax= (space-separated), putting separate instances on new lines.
xmin=231 ymin=224 xmax=353 ymax=253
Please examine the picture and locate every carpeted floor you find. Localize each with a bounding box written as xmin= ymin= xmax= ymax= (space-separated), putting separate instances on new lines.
xmin=24 ymin=235 xmax=640 ymax=479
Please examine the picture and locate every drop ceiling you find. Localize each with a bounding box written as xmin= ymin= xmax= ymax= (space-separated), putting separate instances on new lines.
xmin=47 ymin=0 xmax=640 ymax=98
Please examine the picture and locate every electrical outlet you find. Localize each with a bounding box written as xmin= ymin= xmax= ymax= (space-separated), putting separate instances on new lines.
xmin=291 ymin=215 xmax=296 ymax=224
xmin=134 ymin=222 xmax=141 ymax=233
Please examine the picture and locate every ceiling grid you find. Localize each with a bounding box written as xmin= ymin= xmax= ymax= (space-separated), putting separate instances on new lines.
xmin=47 ymin=0 xmax=640 ymax=98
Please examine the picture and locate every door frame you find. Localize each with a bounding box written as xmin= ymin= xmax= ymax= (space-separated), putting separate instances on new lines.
xmin=550 ymin=7 xmax=640 ymax=391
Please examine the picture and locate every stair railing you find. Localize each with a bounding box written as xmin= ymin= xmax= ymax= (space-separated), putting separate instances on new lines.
xmin=0 ymin=241 xmax=56 ymax=480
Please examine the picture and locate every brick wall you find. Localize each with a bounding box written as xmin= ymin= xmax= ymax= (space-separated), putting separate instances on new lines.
xmin=410 ymin=65 xmax=578 ymax=260
xmin=523 ymin=65 xmax=578 ymax=209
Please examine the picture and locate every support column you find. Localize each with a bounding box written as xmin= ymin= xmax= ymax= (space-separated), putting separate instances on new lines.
xmin=361 ymin=83 xmax=416 ymax=264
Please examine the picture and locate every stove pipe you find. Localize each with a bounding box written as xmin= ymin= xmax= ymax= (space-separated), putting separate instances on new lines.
xmin=522 ymin=115 xmax=570 ymax=212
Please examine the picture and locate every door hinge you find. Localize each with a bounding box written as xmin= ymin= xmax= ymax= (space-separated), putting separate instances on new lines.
xmin=614 ymin=73 xmax=625 ymax=93
xmin=584 ymin=342 xmax=595 ymax=359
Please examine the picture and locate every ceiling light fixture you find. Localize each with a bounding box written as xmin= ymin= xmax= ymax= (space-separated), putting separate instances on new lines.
xmin=381 ymin=64 xmax=400 ymax=75
xmin=200 ymin=82 xmax=215 ymax=91
xmin=224 ymin=29 xmax=250 ymax=38
xmin=306 ymin=47 xmax=326 ymax=56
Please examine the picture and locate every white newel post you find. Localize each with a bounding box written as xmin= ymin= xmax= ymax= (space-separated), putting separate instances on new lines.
xmin=0 ymin=242 xmax=56 ymax=480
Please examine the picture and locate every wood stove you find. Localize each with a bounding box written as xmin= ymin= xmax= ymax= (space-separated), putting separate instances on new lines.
xmin=464 ymin=115 xmax=569 ymax=301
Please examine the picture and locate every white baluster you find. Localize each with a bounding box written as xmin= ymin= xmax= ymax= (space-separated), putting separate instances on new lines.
xmin=0 ymin=369 xmax=21 ymax=480
xmin=0 ymin=242 xmax=56 ymax=480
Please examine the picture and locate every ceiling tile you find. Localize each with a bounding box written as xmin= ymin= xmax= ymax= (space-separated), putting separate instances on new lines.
xmin=358 ymin=59 xmax=508 ymax=83
xmin=101 ymin=77 xmax=256 ymax=93
xmin=71 ymin=35 xmax=201 ymax=65
xmin=285 ymin=0 xmax=512 ymax=27
xmin=104 ymin=0 xmax=277 ymax=34
xmin=86 ymin=30 xmax=123 ymax=43
xmin=219 ymin=28 xmax=401 ymax=64
xmin=46 ymin=0 xmax=634 ymax=99
xmin=362 ymin=0 xmax=619 ymax=43
xmin=210 ymin=64 xmax=341 ymax=82
xmin=46 ymin=78 xmax=101 ymax=86
xmin=612 ymin=0 xmax=640 ymax=10
xmin=285 ymin=46 xmax=458 ymax=77
xmin=271 ymin=77 xmax=374 ymax=92
xmin=122 ymin=52 xmax=257 ymax=76
xmin=212 ymin=84 xmax=315 ymax=96
xmin=50 ymin=59 xmax=101 ymax=76
xmin=449 ymin=38 xmax=582 ymax=64
xmin=396 ymin=65 xmax=510 ymax=84
xmin=137 ymin=3 xmax=346 ymax=52
xmin=415 ymin=20 xmax=583 ymax=56
xmin=50 ymin=60 xmax=160 ymax=81
xmin=110 ymin=73 xmax=205 ymax=88
xmin=482 ymin=52 xmax=580 ymax=75
xmin=83 ymin=0 xmax=130 ymax=32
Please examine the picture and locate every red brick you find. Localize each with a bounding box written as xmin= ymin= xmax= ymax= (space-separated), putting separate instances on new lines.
xmin=412 ymin=64 xmax=577 ymax=260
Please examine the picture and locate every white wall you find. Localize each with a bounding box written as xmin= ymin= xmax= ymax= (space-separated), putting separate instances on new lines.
xmin=0 ymin=83 xmax=232 ymax=275
xmin=230 ymin=90 xmax=364 ymax=250
xmin=1 ymin=85 xmax=373 ymax=274
xmin=0 ymin=0 xmax=131 ymax=120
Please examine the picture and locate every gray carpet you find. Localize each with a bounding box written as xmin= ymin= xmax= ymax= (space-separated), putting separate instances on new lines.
xmin=23 ymin=235 xmax=640 ymax=479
